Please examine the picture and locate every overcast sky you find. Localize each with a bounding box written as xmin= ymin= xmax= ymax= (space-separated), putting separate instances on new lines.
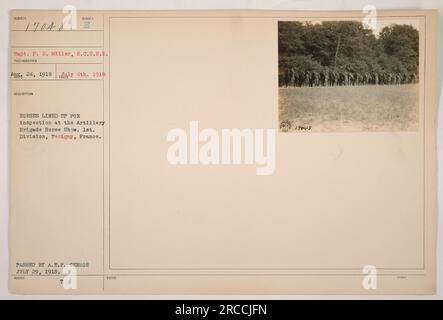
xmin=372 ymin=18 xmax=419 ymax=36
xmin=307 ymin=18 xmax=420 ymax=37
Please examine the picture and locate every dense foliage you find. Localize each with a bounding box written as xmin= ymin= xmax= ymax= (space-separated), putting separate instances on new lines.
xmin=278 ymin=21 xmax=419 ymax=87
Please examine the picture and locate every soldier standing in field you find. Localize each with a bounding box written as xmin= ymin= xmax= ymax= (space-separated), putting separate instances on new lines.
xmin=289 ymin=68 xmax=295 ymax=86
xmin=305 ymin=71 xmax=312 ymax=87
xmin=294 ymin=69 xmax=301 ymax=87
xmin=312 ymin=70 xmax=320 ymax=87
xmin=344 ymin=72 xmax=349 ymax=86
xmin=285 ymin=68 xmax=291 ymax=87
xmin=382 ymin=72 xmax=388 ymax=85
xmin=333 ymin=70 xmax=339 ymax=86
xmin=351 ymin=72 xmax=356 ymax=86
xmin=354 ymin=73 xmax=360 ymax=86
xmin=322 ymin=68 xmax=329 ymax=87
xmin=338 ymin=71 xmax=344 ymax=86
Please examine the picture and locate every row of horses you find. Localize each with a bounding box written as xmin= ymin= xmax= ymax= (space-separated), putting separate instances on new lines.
xmin=280 ymin=69 xmax=419 ymax=87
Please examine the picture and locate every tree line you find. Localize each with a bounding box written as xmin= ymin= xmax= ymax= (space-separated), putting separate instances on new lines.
xmin=278 ymin=21 xmax=419 ymax=87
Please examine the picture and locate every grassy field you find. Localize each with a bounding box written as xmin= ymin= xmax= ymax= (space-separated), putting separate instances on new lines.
xmin=279 ymin=84 xmax=419 ymax=132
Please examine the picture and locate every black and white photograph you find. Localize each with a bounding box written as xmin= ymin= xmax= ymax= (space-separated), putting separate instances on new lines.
xmin=1 ymin=0 xmax=442 ymax=306
xmin=278 ymin=20 xmax=420 ymax=132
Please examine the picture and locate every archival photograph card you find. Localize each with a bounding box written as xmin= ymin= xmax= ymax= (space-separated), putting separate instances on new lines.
xmin=8 ymin=10 xmax=438 ymax=294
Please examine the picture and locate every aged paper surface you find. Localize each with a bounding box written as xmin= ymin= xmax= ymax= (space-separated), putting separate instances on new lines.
xmin=9 ymin=10 xmax=438 ymax=294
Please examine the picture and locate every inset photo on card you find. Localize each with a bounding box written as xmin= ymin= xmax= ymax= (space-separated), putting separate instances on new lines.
xmin=278 ymin=19 xmax=420 ymax=132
